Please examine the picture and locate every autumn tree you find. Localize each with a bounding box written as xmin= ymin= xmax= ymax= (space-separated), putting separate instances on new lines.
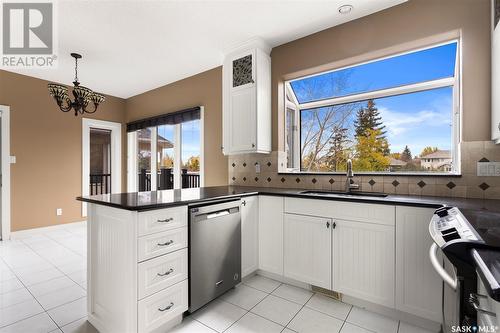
xmin=184 ymin=156 xmax=200 ymax=172
xmin=354 ymin=100 xmax=388 ymax=154
xmin=325 ymin=126 xmax=349 ymax=171
xmin=352 ymin=129 xmax=390 ymax=171
xmin=420 ymin=146 xmax=438 ymax=157
xmin=401 ymin=145 xmax=412 ymax=162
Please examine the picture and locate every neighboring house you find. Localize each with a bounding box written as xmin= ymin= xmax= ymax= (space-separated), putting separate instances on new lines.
xmin=389 ymin=158 xmax=407 ymax=171
xmin=420 ymin=150 xmax=452 ymax=171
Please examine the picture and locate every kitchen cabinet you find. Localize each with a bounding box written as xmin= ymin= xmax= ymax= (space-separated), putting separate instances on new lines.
xmin=283 ymin=213 xmax=332 ymax=289
xmin=492 ymin=0 xmax=500 ymax=142
xmin=241 ymin=196 xmax=259 ymax=278
xmin=258 ymin=195 xmax=284 ymax=275
xmin=395 ymin=206 xmax=442 ymax=322
xmin=333 ymin=218 xmax=395 ymax=308
xmin=222 ymin=39 xmax=271 ymax=155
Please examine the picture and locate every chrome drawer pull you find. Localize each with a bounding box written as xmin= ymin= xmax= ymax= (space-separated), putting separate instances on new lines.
xmin=157 ymin=268 xmax=174 ymax=277
xmin=158 ymin=302 xmax=174 ymax=312
xmin=157 ymin=240 xmax=174 ymax=246
xmin=157 ymin=217 xmax=174 ymax=223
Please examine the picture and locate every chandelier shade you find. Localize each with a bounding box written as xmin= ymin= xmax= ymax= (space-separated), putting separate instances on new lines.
xmin=47 ymin=53 xmax=105 ymax=116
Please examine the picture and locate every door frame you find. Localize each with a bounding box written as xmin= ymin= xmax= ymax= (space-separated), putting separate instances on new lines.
xmin=82 ymin=118 xmax=122 ymax=216
xmin=0 ymin=105 xmax=10 ymax=240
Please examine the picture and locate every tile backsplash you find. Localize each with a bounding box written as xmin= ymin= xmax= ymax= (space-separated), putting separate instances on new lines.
xmin=228 ymin=141 xmax=500 ymax=200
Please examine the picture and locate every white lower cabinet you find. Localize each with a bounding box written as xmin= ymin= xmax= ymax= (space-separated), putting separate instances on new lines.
xmin=283 ymin=213 xmax=332 ymax=289
xmin=395 ymin=206 xmax=442 ymax=322
xmin=258 ymin=196 xmax=284 ymax=275
xmin=333 ymin=218 xmax=395 ymax=307
xmin=241 ymin=196 xmax=259 ymax=277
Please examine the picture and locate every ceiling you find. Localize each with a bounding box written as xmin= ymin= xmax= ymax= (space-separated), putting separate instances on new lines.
xmin=5 ymin=0 xmax=406 ymax=98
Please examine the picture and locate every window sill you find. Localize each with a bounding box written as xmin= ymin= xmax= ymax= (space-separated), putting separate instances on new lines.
xmin=278 ymin=171 xmax=462 ymax=177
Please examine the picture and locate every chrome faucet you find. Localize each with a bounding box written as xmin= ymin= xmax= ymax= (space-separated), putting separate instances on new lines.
xmin=345 ymin=159 xmax=360 ymax=192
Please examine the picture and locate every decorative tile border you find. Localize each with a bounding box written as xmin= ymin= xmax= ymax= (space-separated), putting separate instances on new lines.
xmin=227 ymin=141 xmax=500 ymax=200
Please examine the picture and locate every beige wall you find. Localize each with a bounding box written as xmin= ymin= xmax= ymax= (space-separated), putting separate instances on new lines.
xmin=0 ymin=70 xmax=126 ymax=231
xmin=271 ymin=0 xmax=491 ymax=150
xmin=125 ymin=67 xmax=227 ymax=187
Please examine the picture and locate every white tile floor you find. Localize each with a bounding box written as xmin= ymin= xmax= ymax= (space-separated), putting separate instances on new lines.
xmin=0 ymin=222 xmax=438 ymax=333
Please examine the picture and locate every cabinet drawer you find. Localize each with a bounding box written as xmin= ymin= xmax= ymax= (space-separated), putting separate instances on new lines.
xmin=138 ymin=249 xmax=188 ymax=299
xmin=138 ymin=227 xmax=188 ymax=262
xmin=138 ymin=280 xmax=188 ymax=333
xmin=138 ymin=206 xmax=187 ymax=236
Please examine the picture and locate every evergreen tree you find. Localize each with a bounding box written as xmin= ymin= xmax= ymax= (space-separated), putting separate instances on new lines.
xmin=326 ymin=126 xmax=349 ymax=171
xmin=354 ymin=99 xmax=389 ymax=155
xmin=401 ymin=145 xmax=412 ymax=162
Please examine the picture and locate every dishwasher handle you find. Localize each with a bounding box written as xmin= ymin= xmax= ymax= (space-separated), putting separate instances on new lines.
xmin=429 ymin=242 xmax=458 ymax=290
xmin=191 ymin=206 xmax=240 ymax=222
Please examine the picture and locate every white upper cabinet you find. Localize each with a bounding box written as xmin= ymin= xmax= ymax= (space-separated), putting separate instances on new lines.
xmin=223 ymin=38 xmax=271 ymax=155
xmin=492 ymin=0 xmax=500 ymax=142
xmin=395 ymin=206 xmax=442 ymax=322
xmin=283 ymin=213 xmax=332 ymax=289
xmin=241 ymin=196 xmax=259 ymax=278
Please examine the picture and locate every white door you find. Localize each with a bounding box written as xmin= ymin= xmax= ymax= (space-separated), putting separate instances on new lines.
xmin=0 ymin=106 xmax=10 ymax=241
xmin=241 ymin=196 xmax=259 ymax=278
xmin=284 ymin=213 xmax=331 ymax=289
xmin=258 ymin=196 xmax=283 ymax=275
xmin=395 ymin=206 xmax=442 ymax=322
xmin=333 ymin=219 xmax=395 ymax=307
xmin=228 ymin=87 xmax=256 ymax=153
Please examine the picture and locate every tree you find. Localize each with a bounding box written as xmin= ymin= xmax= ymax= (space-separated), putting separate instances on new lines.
xmin=184 ymin=156 xmax=200 ymax=172
xmin=401 ymin=145 xmax=412 ymax=162
xmin=420 ymin=146 xmax=438 ymax=157
xmin=325 ymin=126 xmax=349 ymax=171
xmin=160 ymin=155 xmax=174 ymax=168
xmin=354 ymin=99 xmax=389 ymax=155
xmin=352 ymin=129 xmax=390 ymax=171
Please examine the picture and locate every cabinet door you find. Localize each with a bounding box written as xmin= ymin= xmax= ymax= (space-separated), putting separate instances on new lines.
xmin=241 ymin=196 xmax=259 ymax=278
xmin=284 ymin=213 xmax=331 ymax=289
xmin=227 ymin=87 xmax=257 ymax=153
xmin=395 ymin=206 xmax=442 ymax=322
xmin=258 ymin=196 xmax=283 ymax=275
xmin=333 ymin=219 xmax=395 ymax=307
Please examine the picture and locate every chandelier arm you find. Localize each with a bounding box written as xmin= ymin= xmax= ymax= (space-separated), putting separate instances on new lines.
xmin=83 ymin=103 xmax=99 ymax=114
xmin=58 ymin=99 xmax=73 ymax=112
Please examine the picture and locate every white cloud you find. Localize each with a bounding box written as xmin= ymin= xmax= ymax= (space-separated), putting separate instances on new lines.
xmin=378 ymin=106 xmax=451 ymax=137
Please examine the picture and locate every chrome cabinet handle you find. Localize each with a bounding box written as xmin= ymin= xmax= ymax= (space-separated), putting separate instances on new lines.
xmin=157 ymin=268 xmax=174 ymax=277
xmin=157 ymin=240 xmax=174 ymax=246
xmin=158 ymin=302 xmax=174 ymax=312
xmin=157 ymin=217 xmax=173 ymax=223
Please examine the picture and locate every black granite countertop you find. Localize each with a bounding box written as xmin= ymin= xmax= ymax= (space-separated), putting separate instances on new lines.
xmin=77 ymin=185 xmax=500 ymax=212
xmin=77 ymin=185 xmax=500 ymax=300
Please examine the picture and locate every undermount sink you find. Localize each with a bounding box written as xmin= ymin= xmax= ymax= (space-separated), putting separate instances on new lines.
xmin=299 ymin=190 xmax=388 ymax=198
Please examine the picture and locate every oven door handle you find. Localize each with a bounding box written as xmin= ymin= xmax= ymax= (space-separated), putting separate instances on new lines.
xmin=429 ymin=242 xmax=458 ymax=291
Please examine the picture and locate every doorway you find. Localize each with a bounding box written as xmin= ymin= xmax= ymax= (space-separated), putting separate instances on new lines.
xmin=82 ymin=119 xmax=121 ymax=216
xmin=0 ymin=105 xmax=11 ymax=240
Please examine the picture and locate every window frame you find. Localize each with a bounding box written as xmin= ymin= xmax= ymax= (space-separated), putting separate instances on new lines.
xmin=284 ymin=39 xmax=461 ymax=175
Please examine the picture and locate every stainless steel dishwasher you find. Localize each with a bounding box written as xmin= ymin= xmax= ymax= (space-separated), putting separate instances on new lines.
xmin=188 ymin=200 xmax=241 ymax=313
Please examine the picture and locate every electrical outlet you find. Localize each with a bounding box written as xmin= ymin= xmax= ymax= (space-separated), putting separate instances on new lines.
xmin=255 ymin=162 xmax=261 ymax=174
xmin=56 ymin=208 xmax=62 ymax=216
xmin=477 ymin=162 xmax=500 ymax=176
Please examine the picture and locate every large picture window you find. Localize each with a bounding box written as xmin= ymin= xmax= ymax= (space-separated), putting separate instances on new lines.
xmin=285 ymin=41 xmax=459 ymax=174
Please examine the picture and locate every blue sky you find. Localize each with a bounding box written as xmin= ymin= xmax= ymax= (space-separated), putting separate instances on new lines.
xmin=294 ymin=42 xmax=457 ymax=158
xmin=158 ymin=120 xmax=200 ymax=166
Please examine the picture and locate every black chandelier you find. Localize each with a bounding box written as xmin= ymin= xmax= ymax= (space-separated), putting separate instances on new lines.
xmin=48 ymin=53 xmax=105 ymax=116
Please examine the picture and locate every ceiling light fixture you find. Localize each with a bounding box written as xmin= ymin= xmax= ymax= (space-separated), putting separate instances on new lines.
xmin=48 ymin=53 xmax=105 ymax=116
xmin=338 ymin=4 xmax=353 ymax=14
